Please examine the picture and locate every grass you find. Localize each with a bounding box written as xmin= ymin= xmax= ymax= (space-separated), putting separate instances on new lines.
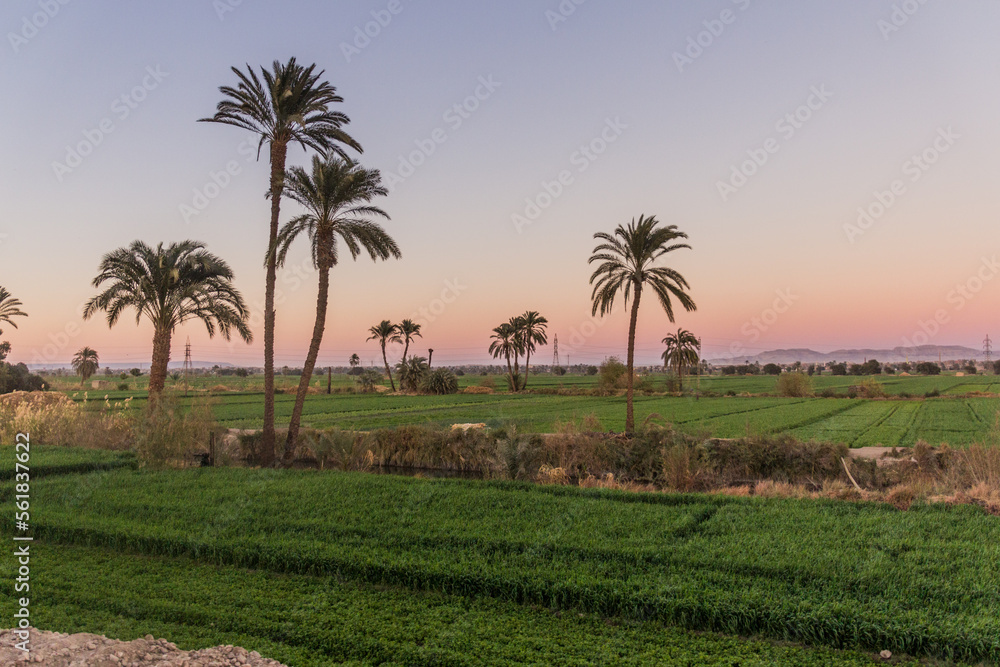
xmin=8 ymin=465 xmax=1000 ymax=663
xmin=1 ymin=541 xmax=903 ymax=666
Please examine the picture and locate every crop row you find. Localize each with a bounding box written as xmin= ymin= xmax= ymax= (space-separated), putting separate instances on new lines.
xmin=16 ymin=468 xmax=1000 ymax=662
xmin=0 ymin=542 xmax=897 ymax=667
xmin=0 ymin=444 xmax=136 ymax=482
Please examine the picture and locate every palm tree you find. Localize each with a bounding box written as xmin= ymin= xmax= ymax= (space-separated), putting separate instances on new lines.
xmin=271 ymin=155 xmax=399 ymax=457
xmin=349 ymin=353 xmax=361 ymax=373
xmin=72 ymin=347 xmax=100 ymax=385
xmin=488 ymin=322 xmax=519 ymax=392
xmin=589 ymin=215 xmax=696 ymax=433
xmin=200 ymin=57 xmax=361 ymax=466
xmin=661 ymin=328 xmax=700 ymax=392
xmin=398 ymin=319 xmax=422 ymax=366
xmin=368 ymin=320 xmax=402 ymax=392
xmin=0 ymin=287 xmax=27 ymax=336
xmin=83 ymin=241 xmax=253 ymax=397
xmin=396 ymin=355 xmax=428 ymax=393
xmin=515 ymin=311 xmax=548 ymax=390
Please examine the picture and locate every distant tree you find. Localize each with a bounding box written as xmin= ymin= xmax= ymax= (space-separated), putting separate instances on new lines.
xmin=368 ymin=320 xmax=401 ymax=391
xmin=993 ymin=360 xmax=1000 ymax=375
xmin=421 ymin=368 xmax=459 ymax=395
xmin=585 ymin=365 xmax=598 ymax=376
xmin=831 ymin=363 xmax=848 ymax=376
xmin=762 ymin=363 xmax=781 ymax=376
xmin=722 ymin=365 xmax=737 ymax=376
xmin=488 ymin=322 xmax=521 ymax=392
xmin=552 ymin=365 xmax=566 ymax=376
xmin=915 ymin=361 xmax=941 ymax=376
xmin=806 ymin=364 xmax=816 ymax=376
xmin=396 ymin=356 xmax=428 ymax=393
xmin=964 ymin=363 xmax=977 ymax=375
xmin=848 ymin=363 xmax=863 ymax=376
xmin=349 ymin=353 xmax=361 ymax=375
xmin=861 ymin=359 xmax=881 ymax=375
xmin=598 ymin=357 xmax=629 ymax=391
xmin=514 ymin=311 xmax=548 ymax=390
xmin=791 ymin=361 xmax=802 ymax=371
xmin=883 ymin=364 xmax=895 ymax=375
xmin=660 ymin=328 xmax=700 ymax=391
xmin=397 ymin=319 xmax=422 ymax=366
xmin=899 ymin=362 xmax=912 ymax=373
xmin=71 ymin=347 xmax=100 ymax=385
xmin=129 ymin=368 xmax=142 ymax=377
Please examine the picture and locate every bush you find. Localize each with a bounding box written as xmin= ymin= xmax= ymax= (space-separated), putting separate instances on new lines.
xmin=964 ymin=364 xmax=977 ymax=375
xmin=775 ymin=372 xmax=812 ymax=397
xmin=762 ymin=363 xmax=781 ymax=376
xmin=598 ymin=357 xmax=628 ymax=391
xmin=994 ymin=360 xmax=1000 ymax=375
xmin=129 ymin=368 xmax=142 ymax=377
xmin=830 ymin=363 xmax=847 ymax=376
xmin=851 ymin=378 xmax=887 ymax=399
xmin=134 ymin=398 xmax=215 ymax=468
xmin=585 ymin=366 xmax=598 ymax=376
xmin=357 ymin=369 xmax=383 ymax=393
xmin=422 ymin=368 xmax=459 ymax=395
xmin=117 ymin=383 xmax=129 ymax=391
xmin=0 ymin=362 xmax=49 ymax=394
xmin=552 ymin=366 xmax=566 ymax=376
xmin=916 ymin=362 xmax=941 ymax=375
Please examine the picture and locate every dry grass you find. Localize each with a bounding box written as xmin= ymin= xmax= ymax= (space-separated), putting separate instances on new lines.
xmin=0 ymin=391 xmax=133 ymax=450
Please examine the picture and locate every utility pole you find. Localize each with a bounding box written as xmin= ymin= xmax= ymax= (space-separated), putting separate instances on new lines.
xmin=183 ymin=337 xmax=192 ymax=397
xmin=552 ymin=334 xmax=560 ymax=369
xmin=327 ymin=367 xmax=332 ymax=394
xmin=984 ymin=335 xmax=993 ymax=364
xmin=428 ymin=349 xmax=434 ymax=369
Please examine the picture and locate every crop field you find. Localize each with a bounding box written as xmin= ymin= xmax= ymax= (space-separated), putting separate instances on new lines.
xmin=2 ymin=457 xmax=995 ymax=664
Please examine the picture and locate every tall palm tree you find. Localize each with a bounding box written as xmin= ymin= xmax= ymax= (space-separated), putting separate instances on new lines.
xmin=515 ymin=311 xmax=548 ymax=390
xmin=368 ymin=320 xmax=402 ymax=392
xmin=0 ymin=286 xmax=27 ymax=336
xmin=488 ymin=322 xmax=519 ymax=392
xmin=661 ymin=328 xmax=701 ymax=392
xmin=398 ymin=319 xmax=422 ymax=366
xmin=349 ymin=353 xmax=361 ymax=373
xmin=72 ymin=346 xmax=100 ymax=385
xmin=200 ymin=57 xmax=361 ymax=466
xmin=589 ymin=215 xmax=696 ymax=433
xmin=83 ymin=241 xmax=253 ymax=397
xmin=271 ymin=155 xmax=399 ymax=457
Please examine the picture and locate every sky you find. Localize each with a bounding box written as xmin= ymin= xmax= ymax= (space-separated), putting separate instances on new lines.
xmin=2 ymin=0 xmax=999 ymax=368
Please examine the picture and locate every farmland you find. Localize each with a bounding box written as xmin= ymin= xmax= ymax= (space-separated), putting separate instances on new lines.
xmin=5 ymin=452 xmax=983 ymax=665
xmin=57 ymin=371 xmax=1000 ymax=447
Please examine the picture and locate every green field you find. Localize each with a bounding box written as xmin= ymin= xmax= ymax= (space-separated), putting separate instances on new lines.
xmin=6 ymin=448 xmax=980 ymax=665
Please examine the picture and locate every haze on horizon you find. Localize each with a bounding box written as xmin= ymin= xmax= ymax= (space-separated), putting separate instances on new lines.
xmin=2 ymin=1 xmax=998 ymax=369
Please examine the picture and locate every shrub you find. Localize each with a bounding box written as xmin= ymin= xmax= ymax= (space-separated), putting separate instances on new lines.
xmin=129 ymin=368 xmax=142 ymax=377
xmin=775 ymin=372 xmax=812 ymax=397
xmin=925 ymin=388 xmax=941 ymax=398
xmin=357 ymin=368 xmax=383 ymax=393
xmin=598 ymin=357 xmax=628 ymax=391
xmin=117 ymin=383 xmax=129 ymax=391
xmin=964 ymin=364 xmax=977 ymax=375
xmin=133 ymin=398 xmax=215 ymax=468
xmin=585 ymin=365 xmax=598 ymax=376
xmin=852 ymin=378 xmax=887 ymax=399
xmin=422 ymin=368 xmax=459 ymax=395
xmin=477 ymin=375 xmax=496 ymax=390
xmin=552 ymin=366 xmax=566 ymax=376
xmin=0 ymin=362 xmax=49 ymax=394
xmin=916 ymin=362 xmax=941 ymax=376
xmin=0 ymin=391 xmax=133 ymax=450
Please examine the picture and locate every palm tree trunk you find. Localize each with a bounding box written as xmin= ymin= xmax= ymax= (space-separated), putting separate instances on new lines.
xmin=625 ymin=284 xmax=642 ymax=434
xmin=284 ymin=262 xmax=331 ymax=463
xmin=148 ymin=326 xmax=173 ymax=397
xmin=402 ymin=341 xmax=410 ymax=367
xmin=512 ymin=354 xmax=521 ymax=393
xmin=382 ymin=342 xmax=395 ymax=391
xmin=262 ymin=140 xmax=288 ymax=467
xmin=522 ymin=349 xmax=531 ymax=390
xmin=505 ymin=355 xmax=514 ymax=391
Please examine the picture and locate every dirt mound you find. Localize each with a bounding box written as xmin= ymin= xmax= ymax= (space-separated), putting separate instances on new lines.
xmin=0 ymin=391 xmax=74 ymax=409
xmin=0 ymin=628 xmax=288 ymax=666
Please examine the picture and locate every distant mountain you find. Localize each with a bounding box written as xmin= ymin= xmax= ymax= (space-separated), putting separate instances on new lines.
xmin=27 ymin=361 xmax=235 ymax=371
xmin=709 ymin=345 xmax=982 ymax=365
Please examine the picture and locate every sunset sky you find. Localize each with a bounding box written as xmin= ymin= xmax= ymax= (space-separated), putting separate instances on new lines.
xmin=2 ymin=1 xmax=999 ymax=368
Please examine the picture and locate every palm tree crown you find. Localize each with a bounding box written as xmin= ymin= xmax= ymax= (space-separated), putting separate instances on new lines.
xmin=397 ymin=319 xmax=422 ymax=365
xmin=0 ymin=287 xmax=28 ymax=337
xmin=514 ymin=311 xmax=548 ymax=390
xmin=83 ymin=240 xmax=252 ymax=395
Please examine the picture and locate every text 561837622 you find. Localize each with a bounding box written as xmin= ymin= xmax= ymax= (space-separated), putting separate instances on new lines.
xmin=11 ymin=432 xmax=32 ymax=655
